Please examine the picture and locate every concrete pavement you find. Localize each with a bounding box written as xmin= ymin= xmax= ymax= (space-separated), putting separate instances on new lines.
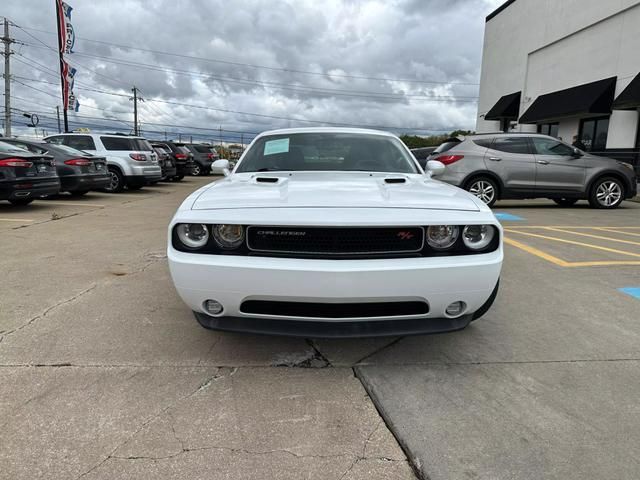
xmin=1 ymin=177 xmax=639 ymax=479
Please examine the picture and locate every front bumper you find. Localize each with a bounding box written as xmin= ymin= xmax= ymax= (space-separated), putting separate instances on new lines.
xmin=169 ymin=248 xmax=503 ymax=336
xmin=60 ymin=173 xmax=111 ymax=192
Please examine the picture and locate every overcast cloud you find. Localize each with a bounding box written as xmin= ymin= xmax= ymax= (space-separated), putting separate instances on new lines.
xmin=3 ymin=0 xmax=502 ymax=143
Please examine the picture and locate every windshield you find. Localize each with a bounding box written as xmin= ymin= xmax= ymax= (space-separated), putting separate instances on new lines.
xmin=236 ymin=133 xmax=419 ymax=174
xmin=47 ymin=144 xmax=89 ymax=156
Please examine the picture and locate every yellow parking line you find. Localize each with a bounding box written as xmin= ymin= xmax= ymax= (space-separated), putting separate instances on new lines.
xmin=594 ymin=227 xmax=640 ymax=237
xmin=0 ymin=218 xmax=34 ymax=222
xmin=506 ymin=230 xmax=640 ymax=258
xmin=503 ymin=236 xmax=571 ymax=267
xmin=501 ymin=225 xmax=640 ymax=230
xmin=543 ymin=227 xmax=640 ymax=247
xmin=565 ymin=260 xmax=640 ymax=267
xmin=40 ymin=201 xmax=105 ymax=208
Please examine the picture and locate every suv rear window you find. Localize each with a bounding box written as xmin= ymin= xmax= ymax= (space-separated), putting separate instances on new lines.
xmin=101 ymin=136 xmax=153 ymax=151
xmin=192 ymin=145 xmax=215 ymax=153
xmin=432 ymin=141 xmax=460 ymax=155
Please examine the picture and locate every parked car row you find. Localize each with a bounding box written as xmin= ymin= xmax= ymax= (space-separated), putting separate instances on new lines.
xmin=416 ymin=133 xmax=637 ymax=209
xmin=1 ymin=133 xmax=230 ymax=206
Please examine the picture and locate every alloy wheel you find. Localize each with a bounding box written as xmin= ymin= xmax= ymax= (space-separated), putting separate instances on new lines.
xmin=469 ymin=180 xmax=496 ymax=205
xmin=192 ymin=165 xmax=201 ymax=176
xmin=107 ymin=171 xmax=120 ymax=191
xmin=596 ymin=181 xmax=622 ymax=207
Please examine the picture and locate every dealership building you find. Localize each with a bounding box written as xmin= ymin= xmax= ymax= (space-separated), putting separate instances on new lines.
xmin=476 ymin=0 xmax=640 ymax=165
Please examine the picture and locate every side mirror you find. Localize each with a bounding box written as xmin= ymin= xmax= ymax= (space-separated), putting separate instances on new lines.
xmin=211 ymin=159 xmax=231 ymax=177
xmin=572 ymin=148 xmax=583 ymax=158
xmin=426 ymin=160 xmax=446 ymax=177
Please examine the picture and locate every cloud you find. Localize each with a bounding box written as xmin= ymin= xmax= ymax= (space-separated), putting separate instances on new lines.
xmin=3 ymin=0 xmax=503 ymax=143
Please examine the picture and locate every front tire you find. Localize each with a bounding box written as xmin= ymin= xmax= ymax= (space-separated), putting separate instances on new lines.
xmin=466 ymin=177 xmax=498 ymax=207
xmin=105 ymin=167 xmax=125 ymax=193
xmin=9 ymin=198 xmax=34 ymax=206
xmin=589 ymin=177 xmax=624 ymax=209
xmin=552 ymin=198 xmax=578 ymax=207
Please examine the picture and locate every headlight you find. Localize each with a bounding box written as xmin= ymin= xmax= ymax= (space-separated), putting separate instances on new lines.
xmin=426 ymin=225 xmax=459 ymax=250
xmin=176 ymin=224 xmax=209 ymax=249
xmin=462 ymin=225 xmax=495 ymax=251
xmin=212 ymin=224 xmax=245 ymax=249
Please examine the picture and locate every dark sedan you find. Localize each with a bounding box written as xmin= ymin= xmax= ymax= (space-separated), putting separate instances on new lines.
xmin=1 ymin=138 xmax=110 ymax=196
xmin=0 ymin=140 xmax=60 ymax=205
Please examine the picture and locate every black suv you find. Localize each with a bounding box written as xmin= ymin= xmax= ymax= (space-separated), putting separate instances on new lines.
xmin=183 ymin=144 xmax=219 ymax=176
xmin=154 ymin=142 xmax=196 ymax=181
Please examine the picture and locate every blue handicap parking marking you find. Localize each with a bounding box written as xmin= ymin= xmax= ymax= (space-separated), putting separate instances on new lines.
xmin=619 ymin=287 xmax=640 ymax=300
xmin=494 ymin=212 xmax=525 ymax=222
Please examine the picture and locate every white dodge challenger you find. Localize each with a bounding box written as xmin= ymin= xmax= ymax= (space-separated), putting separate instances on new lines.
xmin=168 ymin=128 xmax=503 ymax=337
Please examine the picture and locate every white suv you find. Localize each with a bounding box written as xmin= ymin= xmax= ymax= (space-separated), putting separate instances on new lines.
xmin=44 ymin=133 xmax=162 ymax=192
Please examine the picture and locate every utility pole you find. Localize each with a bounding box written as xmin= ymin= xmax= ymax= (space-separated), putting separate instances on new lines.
xmin=132 ymin=86 xmax=139 ymax=136
xmin=56 ymin=105 xmax=61 ymax=133
xmin=1 ymin=18 xmax=13 ymax=137
xmin=178 ymin=132 xmax=182 ymax=142
xmin=240 ymin=133 xmax=244 ymax=152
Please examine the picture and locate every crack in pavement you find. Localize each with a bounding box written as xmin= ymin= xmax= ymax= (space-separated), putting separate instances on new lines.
xmin=0 ymin=285 xmax=97 ymax=342
xmin=73 ymin=368 xmax=224 ymax=480
xmin=3 ymin=357 xmax=640 ymax=369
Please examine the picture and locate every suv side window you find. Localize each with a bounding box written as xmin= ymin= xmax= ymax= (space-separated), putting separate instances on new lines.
xmin=532 ymin=137 xmax=574 ymax=156
xmin=100 ymin=136 xmax=134 ymax=151
xmin=66 ymin=136 xmax=96 ymax=150
xmin=473 ymin=139 xmax=494 ymax=148
xmin=490 ymin=137 xmax=532 ymax=155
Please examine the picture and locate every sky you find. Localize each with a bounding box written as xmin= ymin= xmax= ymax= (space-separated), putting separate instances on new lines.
xmin=2 ymin=0 xmax=503 ymax=144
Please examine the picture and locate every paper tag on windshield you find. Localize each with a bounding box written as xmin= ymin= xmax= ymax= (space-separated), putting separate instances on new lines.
xmin=264 ymin=138 xmax=290 ymax=156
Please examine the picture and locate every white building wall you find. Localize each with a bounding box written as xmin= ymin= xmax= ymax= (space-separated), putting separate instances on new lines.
xmin=477 ymin=0 xmax=640 ymax=149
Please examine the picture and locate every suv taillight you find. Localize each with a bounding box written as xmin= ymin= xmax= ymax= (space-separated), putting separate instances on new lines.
xmin=129 ymin=153 xmax=147 ymax=161
xmin=175 ymin=153 xmax=187 ymax=160
xmin=0 ymin=158 xmax=33 ymax=168
xmin=64 ymin=158 xmax=91 ymax=166
xmin=435 ymin=155 xmax=464 ymax=165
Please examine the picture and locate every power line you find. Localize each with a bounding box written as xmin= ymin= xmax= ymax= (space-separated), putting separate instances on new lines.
xmin=21 ymin=43 xmax=479 ymax=103
xmin=14 ymin=24 xmax=480 ymax=86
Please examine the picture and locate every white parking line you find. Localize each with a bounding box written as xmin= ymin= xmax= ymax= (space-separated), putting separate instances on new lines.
xmin=0 ymin=218 xmax=34 ymax=222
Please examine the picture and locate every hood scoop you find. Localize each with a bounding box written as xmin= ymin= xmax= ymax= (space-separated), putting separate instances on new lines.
xmin=384 ymin=177 xmax=407 ymax=184
xmin=253 ymin=175 xmax=287 ymax=185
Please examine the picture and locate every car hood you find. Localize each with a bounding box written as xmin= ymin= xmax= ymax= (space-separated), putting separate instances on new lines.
xmin=191 ymin=172 xmax=480 ymax=211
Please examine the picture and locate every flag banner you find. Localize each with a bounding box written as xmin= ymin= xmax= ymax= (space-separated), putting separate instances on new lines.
xmin=57 ymin=0 xmax=75 ymax=55
xmin=61 ymin=60 xmax=79 ymax=112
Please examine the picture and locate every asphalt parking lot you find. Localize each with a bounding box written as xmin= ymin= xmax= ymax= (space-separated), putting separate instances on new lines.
xmin=2 ymin=178 xmax=640 ymax=480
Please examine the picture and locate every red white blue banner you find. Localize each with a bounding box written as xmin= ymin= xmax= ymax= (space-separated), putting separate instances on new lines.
xmin=57 ymin=0 xmax=75 ymax=55
xmin=61 ymin=60 xmax=79 ymax=112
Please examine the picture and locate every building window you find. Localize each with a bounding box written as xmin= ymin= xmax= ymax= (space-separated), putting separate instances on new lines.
xmin=579 ymin=116 xmax=610 ymax=152
xmin=537 ymin=123 xmax=559 ymax=138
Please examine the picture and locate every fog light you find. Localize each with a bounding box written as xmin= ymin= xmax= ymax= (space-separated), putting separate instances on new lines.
xmin=445 ymin=301 xmax=466 ymax=317
xmin=203 ymin=299 xmax=224 ymax=315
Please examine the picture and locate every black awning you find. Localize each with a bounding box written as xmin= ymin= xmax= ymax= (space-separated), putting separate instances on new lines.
xmin=613 ymin=73 xmax=640 ymax=110
xmin=519 ymin=77 xmax=617 ymax=124
xmin=484 ymin=91 xmax=521 ymax=120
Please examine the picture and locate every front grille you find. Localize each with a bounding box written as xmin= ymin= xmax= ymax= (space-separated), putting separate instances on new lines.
xmin=240 ymin=300 xmax=429 ymax=318
xmin=246 ymin=226 xmax=424 ymax=256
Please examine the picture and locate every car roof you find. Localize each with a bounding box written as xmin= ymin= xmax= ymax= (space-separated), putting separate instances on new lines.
xmin=45 ymin=133 xmax=147 ymax=140
xmin=254 ymin=127 xmax=396 ymax=138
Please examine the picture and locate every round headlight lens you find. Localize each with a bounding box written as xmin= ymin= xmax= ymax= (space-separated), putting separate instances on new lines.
xmin=462 ymin=225 xmax=495 ymax=251
xmin=426 ymin=225 xmax=459 ymax=250
xmin=177 ymin=223 xmax=209 ymax=249
xmin=212 ymin=224 xmax=245 ymax=249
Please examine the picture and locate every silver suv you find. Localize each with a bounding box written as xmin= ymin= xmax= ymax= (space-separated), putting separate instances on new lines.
xmin=45 ymin=133 xmax=162 ymax=192
xmin=429 ymin=133 xmax=637 ymax=209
